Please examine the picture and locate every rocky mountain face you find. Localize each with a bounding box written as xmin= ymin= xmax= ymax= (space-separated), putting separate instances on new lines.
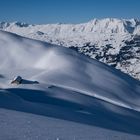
xmin=0 ymin=18 xmax=140 ymax=79
xmin=70 ymin=34 xmax=140 ymax=80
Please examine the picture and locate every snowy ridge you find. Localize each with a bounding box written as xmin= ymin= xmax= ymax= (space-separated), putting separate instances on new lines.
xmin=0 ymin=18 xmax=140 ymax=46
xmin=1 ymin=30 xmax=140 ymax=139
xmin=0 ymin=18 xmax=140 ymax=80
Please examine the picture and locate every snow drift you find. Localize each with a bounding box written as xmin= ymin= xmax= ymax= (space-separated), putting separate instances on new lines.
xmin=0 ymin=30 xmax=140 ymax=138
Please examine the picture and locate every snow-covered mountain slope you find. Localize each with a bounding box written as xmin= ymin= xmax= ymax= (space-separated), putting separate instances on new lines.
xmin=0 ymin=30 xmax=140 ymax=139
xmin=1 ymin=18 xmax=140 ymax=80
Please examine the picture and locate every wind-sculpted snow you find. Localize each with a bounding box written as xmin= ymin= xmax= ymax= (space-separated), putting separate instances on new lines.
xmin=0 ymin=30 xmax=140 ymax=139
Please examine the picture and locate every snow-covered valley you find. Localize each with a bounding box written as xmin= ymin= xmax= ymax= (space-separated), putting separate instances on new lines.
xmin=0 ymin=18 xmax=140 ymax=80
xmin=0 ymin=30 xmax=140 ymax=139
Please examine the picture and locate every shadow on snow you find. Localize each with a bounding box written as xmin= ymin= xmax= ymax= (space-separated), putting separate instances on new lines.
xmin=0 ymin=86 xmax=140 ymax=135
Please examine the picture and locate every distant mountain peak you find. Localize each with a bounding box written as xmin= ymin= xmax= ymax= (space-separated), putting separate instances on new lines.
xmin=0 ymin=21 xmax=34 ymax=29
xmin=12 ymin=21 xmax=30 ymax=27
xmin=0 ymin=21 xmax=10 ymax=28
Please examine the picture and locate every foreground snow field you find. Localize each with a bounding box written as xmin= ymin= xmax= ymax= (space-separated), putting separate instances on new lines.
xmin=0 ymin=30 xmax=140 ymax=139
xmin=1 ymin=108 xmax=140 ymax=140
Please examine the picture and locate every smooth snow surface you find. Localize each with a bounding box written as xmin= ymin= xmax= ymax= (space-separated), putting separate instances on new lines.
xmin=0 ymin=30 xmax=140 ymax=139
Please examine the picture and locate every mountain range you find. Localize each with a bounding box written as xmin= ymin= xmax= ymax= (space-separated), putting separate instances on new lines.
xmin=0 ymin=18 xmax=140 ymax=80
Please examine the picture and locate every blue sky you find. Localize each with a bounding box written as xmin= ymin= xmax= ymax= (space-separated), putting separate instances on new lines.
xmin=0 ymin=0 xmax=139 ymax=24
